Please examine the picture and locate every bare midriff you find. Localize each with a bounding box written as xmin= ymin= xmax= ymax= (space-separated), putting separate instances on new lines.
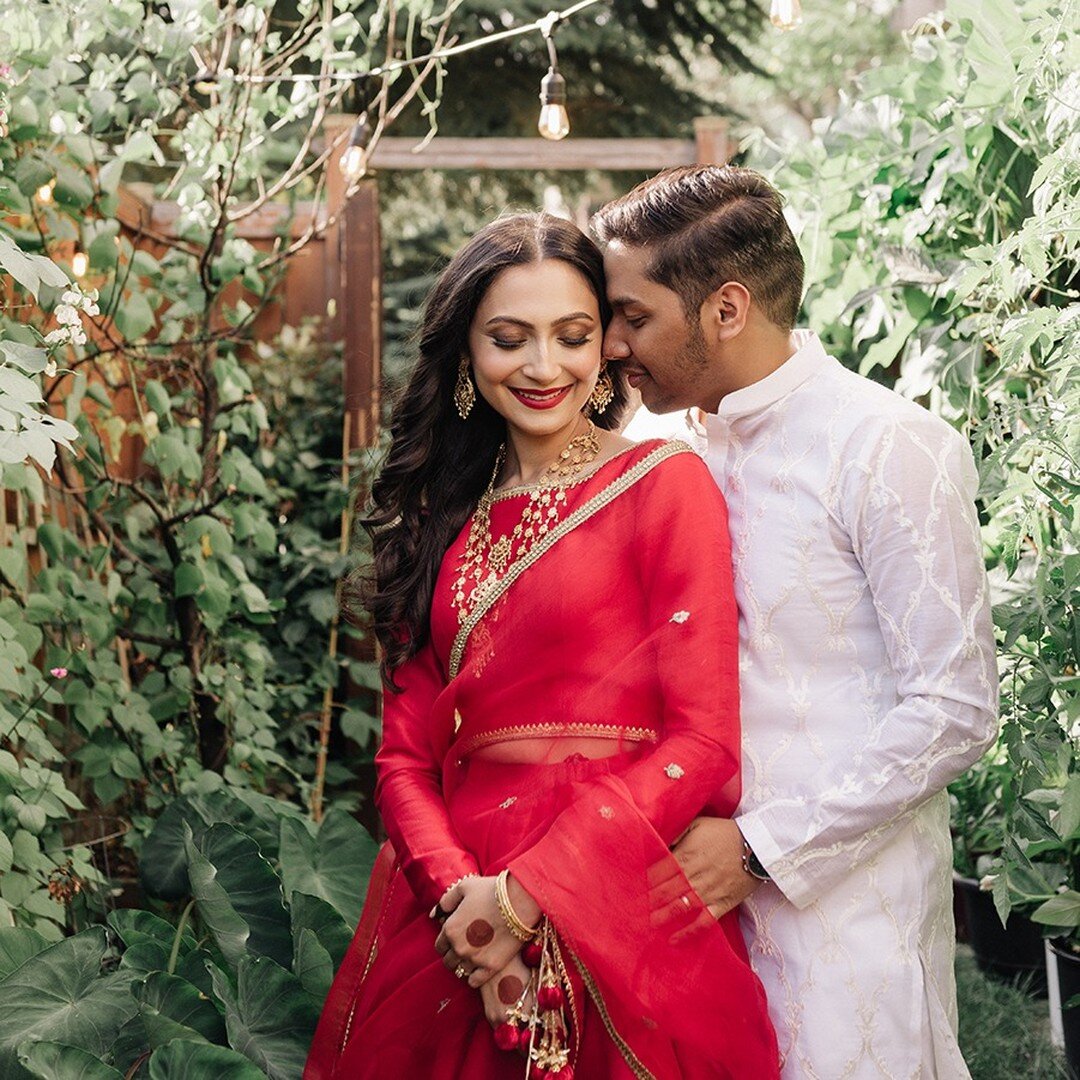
xmin=470 ymin=735 xmax=650 ymax=764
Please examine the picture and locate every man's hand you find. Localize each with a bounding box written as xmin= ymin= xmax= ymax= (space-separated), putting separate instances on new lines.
xmin=672 ymin=817 xmax=762 ymax=919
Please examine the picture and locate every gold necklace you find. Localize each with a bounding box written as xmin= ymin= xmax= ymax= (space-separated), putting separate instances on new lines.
xmin=452 ymin=421 xmax=600 ymax=625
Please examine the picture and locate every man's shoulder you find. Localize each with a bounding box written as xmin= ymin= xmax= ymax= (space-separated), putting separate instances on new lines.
xmin=813 ymin=360 xmax=967 ymax=457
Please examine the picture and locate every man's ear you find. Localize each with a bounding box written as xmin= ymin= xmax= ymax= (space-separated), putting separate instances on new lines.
xmin=700 ymin=281 xmax=751 ymax=344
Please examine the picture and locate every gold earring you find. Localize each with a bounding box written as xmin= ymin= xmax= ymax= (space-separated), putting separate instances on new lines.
xmin=454 ymin=356 xmax=475 ymax=419
xmin=588 ymin=365 xmax=615 ymax=415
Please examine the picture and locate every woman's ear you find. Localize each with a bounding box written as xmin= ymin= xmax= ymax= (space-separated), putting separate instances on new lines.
xmin=700 ymin=281 xmax=751 ymax=344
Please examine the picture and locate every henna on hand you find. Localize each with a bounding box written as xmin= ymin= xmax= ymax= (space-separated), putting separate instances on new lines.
xmin=466 ymin=918 xmax=495 ymax=947
xmin=497 ymin=974 xmax=524 ymax=1005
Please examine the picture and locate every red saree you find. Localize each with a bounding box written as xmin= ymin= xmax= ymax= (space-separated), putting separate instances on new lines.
xmin=305 ymin=440 xmax=779 ymax=1079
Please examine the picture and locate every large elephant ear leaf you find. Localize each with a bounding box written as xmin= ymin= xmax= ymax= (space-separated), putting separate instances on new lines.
xmin=17 ymin=1041 xmax=124 ymax=1080
xmin=289 ymin=891 xmax=352 ymax=971
xmin=279 ymin=808 xmax=378 ymax=927
xmin=147 ymin=1040 xmax=266 ymax=1080
xmin=211 ymin=955 xmax=321 ymax=1080
xmin=0 ymin=928 xmax=138 ymax=1080
xmin=0 ymin=927 xmax=50 ymax=981
xmin=136 ymin=971 xmax=228 ymax=1049
xmin=186 ymin=823 xmax=292 ymax=968
xmin=140 ymin=797 xmax=212 ymax=900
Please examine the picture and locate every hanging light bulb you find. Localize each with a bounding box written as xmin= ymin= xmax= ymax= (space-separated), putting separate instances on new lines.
xmin=537 ymin=17 xmax=569 ymax=141
xmin=339 ymin=113 xmax=373 ymax=183
xmin=538 ymin=69 xmax=570 ymax=141
xmin=770 ymin=0 xmax=802 ymax=31
xmin=71 ymin=250 xmax=88 ymax=277
xmin=36 ymin=180 xmax=55 ymax=203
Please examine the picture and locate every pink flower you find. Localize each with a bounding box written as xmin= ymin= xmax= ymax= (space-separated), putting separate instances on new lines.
xmin=49 ymin=667 xmax=68 ymax=678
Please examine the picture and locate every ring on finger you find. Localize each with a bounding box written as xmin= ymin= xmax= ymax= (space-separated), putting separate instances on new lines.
xmin=454 ymin=963 xmax=468 ymax=979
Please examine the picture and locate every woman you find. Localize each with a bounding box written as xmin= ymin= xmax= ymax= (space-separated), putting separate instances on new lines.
xmin=305 ymin=214 xmax=778 ymax=1079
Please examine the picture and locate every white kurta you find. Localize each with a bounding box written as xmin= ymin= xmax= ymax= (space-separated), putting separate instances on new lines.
xmin=704 ymin=331 xmax=999 ymax=1079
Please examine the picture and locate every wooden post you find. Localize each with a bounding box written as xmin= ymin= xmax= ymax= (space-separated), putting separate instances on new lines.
xmin=341 ymin=178 xmax=382 ymax=451
xmin=693 ymin=117 xmax=736 ymax=165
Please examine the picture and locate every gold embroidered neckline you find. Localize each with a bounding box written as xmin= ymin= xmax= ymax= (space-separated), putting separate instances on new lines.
xmin=488 ymin=441 xmax=646 ymax=502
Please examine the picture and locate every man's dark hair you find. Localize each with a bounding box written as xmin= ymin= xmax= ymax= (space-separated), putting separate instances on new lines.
xmin=592 ymin=165 xmax=805 ymax=331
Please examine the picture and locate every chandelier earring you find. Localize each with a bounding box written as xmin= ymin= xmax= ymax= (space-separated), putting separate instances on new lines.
xmin=587 ymin=364 xmax=615 ymax=415
xmin=454 ymin=355 xmax=476 ymax=419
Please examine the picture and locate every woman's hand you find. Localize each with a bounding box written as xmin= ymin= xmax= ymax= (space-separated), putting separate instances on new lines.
xmin=434 ymin=874 xmax=540 ymax=989
xmin=479 ymin=952 xmax=534 ymax=1030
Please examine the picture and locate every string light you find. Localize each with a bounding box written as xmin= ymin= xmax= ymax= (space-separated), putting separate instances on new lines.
xmin=36 ymin=180 xmax=55 ymax=203
xmin=71 ymin=250 xmax=88 ymax=277
xmin=537 ymin=14 xmax=570 ymax=141
xmin=770 ymin=0 xmax=802 ymax=31
xmin=339 ymin=112 xmax=373 ymax=182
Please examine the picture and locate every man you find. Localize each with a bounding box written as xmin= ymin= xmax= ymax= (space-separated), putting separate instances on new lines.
xmin=594 ymin=165 xmax=999 ymax=1079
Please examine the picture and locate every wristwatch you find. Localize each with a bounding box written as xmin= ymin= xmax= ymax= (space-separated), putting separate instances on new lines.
xmin=740 ymin=838 xmax=771 ymax=882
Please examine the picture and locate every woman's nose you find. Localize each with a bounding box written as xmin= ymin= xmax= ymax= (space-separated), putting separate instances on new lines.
xmin=521 ymin=342 xmax=560 ymax=382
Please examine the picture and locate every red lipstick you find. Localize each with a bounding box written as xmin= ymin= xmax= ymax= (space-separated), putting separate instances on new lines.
xmin=509 ymin=385 xmax=573 ymax=410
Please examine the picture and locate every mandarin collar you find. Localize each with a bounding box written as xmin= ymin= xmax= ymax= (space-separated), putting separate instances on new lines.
xmin=710 ymin=330 xmax=831 ymax=425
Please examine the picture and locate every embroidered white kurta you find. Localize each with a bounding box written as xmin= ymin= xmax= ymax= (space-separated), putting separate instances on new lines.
xmin=705 ymin=331 xmax=998 ymax=1080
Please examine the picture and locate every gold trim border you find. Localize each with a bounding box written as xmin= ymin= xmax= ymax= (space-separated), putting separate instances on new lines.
xmin=449 ymin=440 xmax=694 ymax=679
xmin=454 ymin=723 xmax=659 ymax=759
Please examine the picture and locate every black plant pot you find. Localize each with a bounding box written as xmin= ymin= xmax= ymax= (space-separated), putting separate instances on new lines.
xmin=954 ymin=875 xmax=1048 ymax=995
xmin=1051 ymin=939 xmax=1080 ymax=1078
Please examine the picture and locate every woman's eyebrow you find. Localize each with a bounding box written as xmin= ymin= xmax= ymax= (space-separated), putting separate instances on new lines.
xmin=484 ymin=311 xmax=596 ymax=328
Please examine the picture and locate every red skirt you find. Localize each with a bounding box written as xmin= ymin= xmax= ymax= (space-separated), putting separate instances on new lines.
xmin=305 ymin=754 xmax=776 ymax=1079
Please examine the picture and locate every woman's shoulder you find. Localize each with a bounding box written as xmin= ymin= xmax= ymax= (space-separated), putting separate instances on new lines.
xmin=593 ymin=437 xmax=717 ymax=505
xmin=623 ymin=437 xmax=709 ymax=481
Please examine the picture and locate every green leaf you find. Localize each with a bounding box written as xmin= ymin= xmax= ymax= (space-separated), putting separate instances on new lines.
xmin=0 ymin=832 xmax=12 ymax=875
xmin=1032 ymin=891 xmax=1080 ymax=928
xmin=17 ymin=1040 xmax=123 ymax=1080
xmin=0 ymin=928 xmax=138 ymax=1080
xmin=289 ymin=892 xmax=352 ymax=972
xmin=210 ymin=956 xmax=321 ymax=1080
xmin=140 ymin=799 xmax=211 ymax=900
xmin=107 ymin=909 xmax=196 ymax=958
xmin=0 ymin=928 xmax=49 ymax=981
xmin=1059 ymin=776 xmax=1080 ymax=839
xmin=186 ymin=824 xmax=292 ymax=968
xmin=279 ymin=809 xmax=378 ymax=927
xmin=144 ymin=380 xmax=171 ymax=419
xmin=136 ymin=972 xmax=227 ymax=1049
xmin=113 ymin=294 xmax=155 ymax=341
xmin=13 ymin=156 xmax=54 ymax=197
xmin=147 ymin=1040 xmax=265 ymax=1080
xmin=292 ymin=928 xmax=333 ymax=1000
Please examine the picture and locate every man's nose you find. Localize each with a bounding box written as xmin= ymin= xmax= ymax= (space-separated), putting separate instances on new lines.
xmin=602 ymin=325 xmax=631 ymax=361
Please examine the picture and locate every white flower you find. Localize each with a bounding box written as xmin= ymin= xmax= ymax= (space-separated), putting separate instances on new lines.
xmin=43 ymin=329 xmax=68 ymax=346
xmin=55 ymin=303 xmax=81 ymax=326
xmin=978 ymin=874 xmax=999 ymax=892
xmin=44 ymin=359 xmax=58 ymax=377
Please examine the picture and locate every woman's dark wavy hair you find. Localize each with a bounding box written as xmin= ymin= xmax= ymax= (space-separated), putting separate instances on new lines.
xmin=362 ymin=212 xmax=628 ymax=682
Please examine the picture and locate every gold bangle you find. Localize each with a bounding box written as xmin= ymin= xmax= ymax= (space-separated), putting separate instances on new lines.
xmin=494 ymin=869 xmax=539 ymax=942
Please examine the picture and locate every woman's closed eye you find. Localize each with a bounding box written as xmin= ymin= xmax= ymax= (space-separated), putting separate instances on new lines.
xmin=491 ymin=335 xmax=593 ymax=350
